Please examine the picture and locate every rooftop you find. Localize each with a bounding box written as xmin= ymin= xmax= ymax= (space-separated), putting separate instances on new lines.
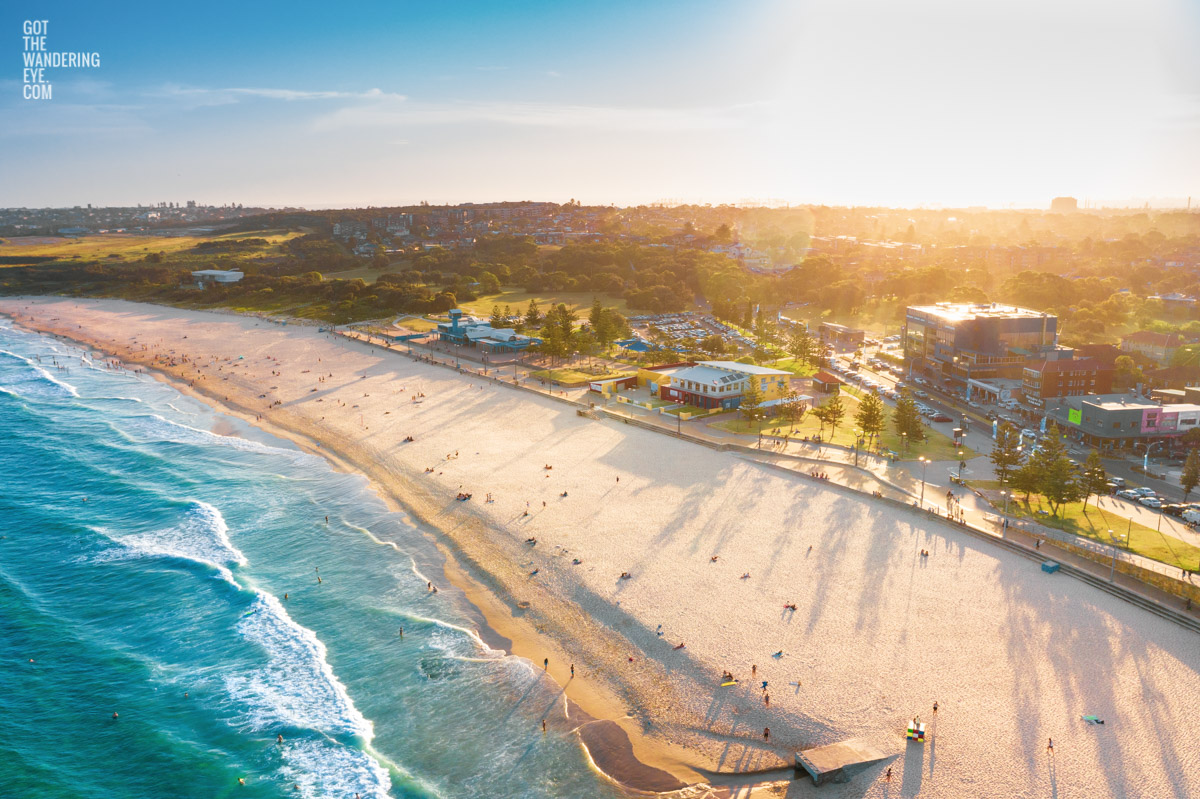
xmin=908 ymin=302 xmax=1051 ymax=323
xmin=698 ymin=360 xmax=790 ymax=377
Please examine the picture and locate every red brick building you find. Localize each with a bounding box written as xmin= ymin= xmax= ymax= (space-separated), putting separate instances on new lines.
xmin=1022 ymin=358 xmax=1113 ymax=407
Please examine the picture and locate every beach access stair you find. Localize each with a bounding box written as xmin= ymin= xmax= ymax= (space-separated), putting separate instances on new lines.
xmin=794 ymin=738 xmax=892 ymax=785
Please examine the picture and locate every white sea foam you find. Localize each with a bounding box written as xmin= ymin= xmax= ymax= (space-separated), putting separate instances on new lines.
xmin=92 ymin=500 xmax=246 ymax=583
xmin=0 ymin=348 xmax=80 ymax=398
xmin=226 ymin=591 xmax=374 ymax=741
xmin=276 ymin=736 xmax=394 ymax=799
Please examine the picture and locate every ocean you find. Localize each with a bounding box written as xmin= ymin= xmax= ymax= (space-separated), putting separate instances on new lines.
xmin=0 ymin=319 xmax=624 ymax=799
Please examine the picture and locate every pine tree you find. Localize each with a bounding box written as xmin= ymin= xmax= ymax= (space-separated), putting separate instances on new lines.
xmin=854 ymin=391 xmax=885 ymax=447
xmin=523 ymin=299 xmax=541 ymax=329
xmin=824 ymin=395 xmax=846 ymax=440
xmin=489 ymin=305 xmax=504 ymax=328
xmin=990 ymin=422 xmax=1023 ymax=486
xmin=788 ymin=328 xmax=814 ymax=366
xmin=1182 ymin=448 xmax=1200 ymax=502
xmin=1079 ymin=449 xmax=1108 ymax=513
xmin=892 ymin=389 xmax=925 ymax=443
xmin=1030 ymin=425 xmax=1082 ymax=516
xmin=740 ymin=377 xmax=764 ymax=422
xmin=589 ymin=298 xmax=604 ymax=331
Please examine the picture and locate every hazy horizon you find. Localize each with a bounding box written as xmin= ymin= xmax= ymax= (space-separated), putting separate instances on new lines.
xmin=4 ymin=0 xmax=1199 ymax=210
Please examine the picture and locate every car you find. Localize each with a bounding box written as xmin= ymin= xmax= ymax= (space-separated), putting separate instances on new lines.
xmin=1133 ymin=487 xmax=1157 ymax=497
xmin=1021 ymin=429 xmax=1037 ymax=439
xmin=931 ymin=413 xmax=953 ymax=422
xmin=1140 ymin=497 xmax=1162 ymax=509
xmin=1117 ymin=489 xmax=1141 ymax=501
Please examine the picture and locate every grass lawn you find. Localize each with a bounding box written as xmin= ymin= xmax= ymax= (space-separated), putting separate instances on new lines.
xmin=771 ymin=356 xmax=818 ymax=377
xmin=1004 ymin=494 xmax=1200 ymax=570
xmin=530 ymin=367 xmax=620 ymax=384
xmin=0 ymin=231 xmax=301 ymax=265
xmin=711 ymin=394 xmax=970 ymax=461
xmin=394 ymin=316 xmax=439 ymax=332
xmin=458 ymin=289 xmax=632 ymax=319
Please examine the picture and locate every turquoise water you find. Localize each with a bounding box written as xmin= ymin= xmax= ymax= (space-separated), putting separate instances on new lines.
xmin=0 ymin=320 xmax=622 ymax=799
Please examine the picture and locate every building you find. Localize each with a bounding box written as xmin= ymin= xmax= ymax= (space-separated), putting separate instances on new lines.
xmin=1054 ymin=396 xmax=1200 ymax=447
xmin=812 ymin=371 xmax=842 ymax=394
xmin=904 ymin=303 xmax=1059 ymax=386
xmin=659 ymin=361 xmax=792 ymax=410
xmin=1021 ymin=358 xmax=1113 ymax=407
xmin=191 ymin=269 xmax=244 ymax=288
xmin=1120 ymin=331 xmax=1183 ymax=365
xmin=818 ymin=322 xmax=866 ymax=351
xmin=435 ymin=309 xmax=538 ymax=352
xmin=1050 ymin=197 xmax=1078 ymax=213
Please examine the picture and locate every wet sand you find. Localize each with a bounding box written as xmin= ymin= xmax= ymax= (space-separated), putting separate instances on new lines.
xmin=6 ymin=297 xmax=1200 ymax=799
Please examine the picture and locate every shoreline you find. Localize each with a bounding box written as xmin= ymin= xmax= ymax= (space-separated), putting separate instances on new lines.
xmin=13 ymin=298 xmax=1200 ymax=799
xmin=0 ymin=303 xmax=729 ymax=796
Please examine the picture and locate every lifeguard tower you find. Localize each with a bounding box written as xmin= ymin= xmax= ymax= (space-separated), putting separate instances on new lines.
xmin=906 ymin=717 xmax=926 ymax=742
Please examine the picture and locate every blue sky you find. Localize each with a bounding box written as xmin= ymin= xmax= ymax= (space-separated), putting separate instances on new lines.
xmin=3 ymin=0 xmax=1199 ymax=208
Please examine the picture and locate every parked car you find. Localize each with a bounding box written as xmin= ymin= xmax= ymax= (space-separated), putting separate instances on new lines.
xmin=1110 ymin=477 xmax=1126 ymax=487
xmin=1117 ymin=489 xmax=1141 ymax=501
xmin=931 ymin=413 xmax=953 ymax=422
xmin=1133 ymin=487 xmax=1156 ymax=497
xmin=1140 ymin=497 xmax=1162 ymax=509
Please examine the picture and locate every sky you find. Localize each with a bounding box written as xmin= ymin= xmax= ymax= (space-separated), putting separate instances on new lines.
xmin=3 ymin=0 xmax=1199 ymax=209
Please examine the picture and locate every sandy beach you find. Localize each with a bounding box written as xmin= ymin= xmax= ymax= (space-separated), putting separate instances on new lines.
xmin=6 ymin=296 xmax=1200 ymax=799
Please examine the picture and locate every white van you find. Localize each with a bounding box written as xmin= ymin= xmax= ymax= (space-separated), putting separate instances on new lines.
xmin=1183 ymin=508 xmax=1200 ymax=525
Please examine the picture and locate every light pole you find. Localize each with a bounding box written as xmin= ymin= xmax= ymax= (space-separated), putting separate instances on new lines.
xmin=1109 ymin=529 xmax=1126 ymax=582
xmin=919 ymin=456 xmax=929 ymax=507
xmin=902 ymin=431 xmax=908 ymax=453
xmin=957 ymin=449 xmax=964 ymax=479
xmin=1001 ymin=489 xmax=1010 ymax=531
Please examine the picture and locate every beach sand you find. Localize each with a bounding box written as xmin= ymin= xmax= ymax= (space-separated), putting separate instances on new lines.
xmin=7 ymin=296 xmax=1200 ymax=798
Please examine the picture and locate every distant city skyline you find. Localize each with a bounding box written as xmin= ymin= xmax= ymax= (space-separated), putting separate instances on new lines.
xmin=3 ymin=0 xmax=1199 ymax=210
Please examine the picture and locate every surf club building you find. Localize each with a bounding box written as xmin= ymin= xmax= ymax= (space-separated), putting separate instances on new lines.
xmin=435 ymin=309 xmax=538 ymax=353
xmin=659 ymin=361 xmax=793 ymax=411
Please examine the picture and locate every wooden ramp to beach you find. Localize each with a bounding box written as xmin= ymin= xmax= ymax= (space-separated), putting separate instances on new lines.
xmin=794 ymin=738 xmax=892 ymax=786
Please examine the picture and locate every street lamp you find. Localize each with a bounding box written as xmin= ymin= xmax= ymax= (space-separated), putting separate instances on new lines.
xmin=1109 ymin=529 xmax=1127 ymax=582
xmin=919 ymin=456 xmax=929 ymax=507
xmin=902 ymin=431 xmax=908 ymax=452
xmin=1000 ymin=489 xmax=1010 ymax=530
xmin=957 ymin=449 xmax=965 ymax=479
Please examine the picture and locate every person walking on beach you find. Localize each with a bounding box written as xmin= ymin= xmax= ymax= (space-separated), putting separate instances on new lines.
xmin=1047 ymin=738 xmax=1054 ymax=753
xmin=885 ymin=767 xmax=892 ymax=782
xmin=570 ymin=663 xmax=575 ymax=678
xmin=543 ymin=657 xmax=549 ymax=671
xmin=542 ymin=719 xmax=547 ymax=734
xmin=933 ymin=701 xmax=938 ymax=714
